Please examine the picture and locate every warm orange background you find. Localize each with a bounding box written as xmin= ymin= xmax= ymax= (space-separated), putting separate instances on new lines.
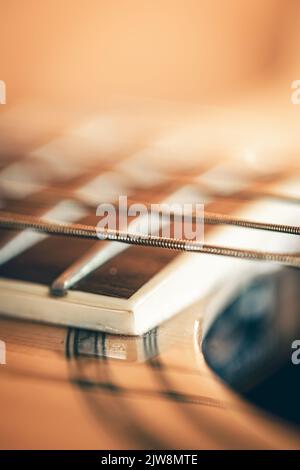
xmin=1 ymin=0 xmax=300 ymax=107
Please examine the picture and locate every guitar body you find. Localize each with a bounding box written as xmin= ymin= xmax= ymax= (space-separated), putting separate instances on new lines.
xmin=0 ymin=103 xmax=300 ymax=449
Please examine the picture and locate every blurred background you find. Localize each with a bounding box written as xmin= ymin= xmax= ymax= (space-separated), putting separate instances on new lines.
xmin=1 ymin=0 xmax=300 ymax=107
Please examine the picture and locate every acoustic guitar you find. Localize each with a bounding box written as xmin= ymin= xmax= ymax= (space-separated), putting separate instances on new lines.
xmin=0 ymin=103 xmax=300 ymax=449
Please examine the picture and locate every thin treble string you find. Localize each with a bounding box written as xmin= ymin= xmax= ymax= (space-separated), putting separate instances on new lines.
xmin=3 ymin=188 xmax=299 ymax=236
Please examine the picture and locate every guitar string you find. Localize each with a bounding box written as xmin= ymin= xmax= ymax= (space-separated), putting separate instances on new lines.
xmin=0 ymin=211 xmax=299 ymax=268
xmin=2 ymin=189 xmax=299 ymax=236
